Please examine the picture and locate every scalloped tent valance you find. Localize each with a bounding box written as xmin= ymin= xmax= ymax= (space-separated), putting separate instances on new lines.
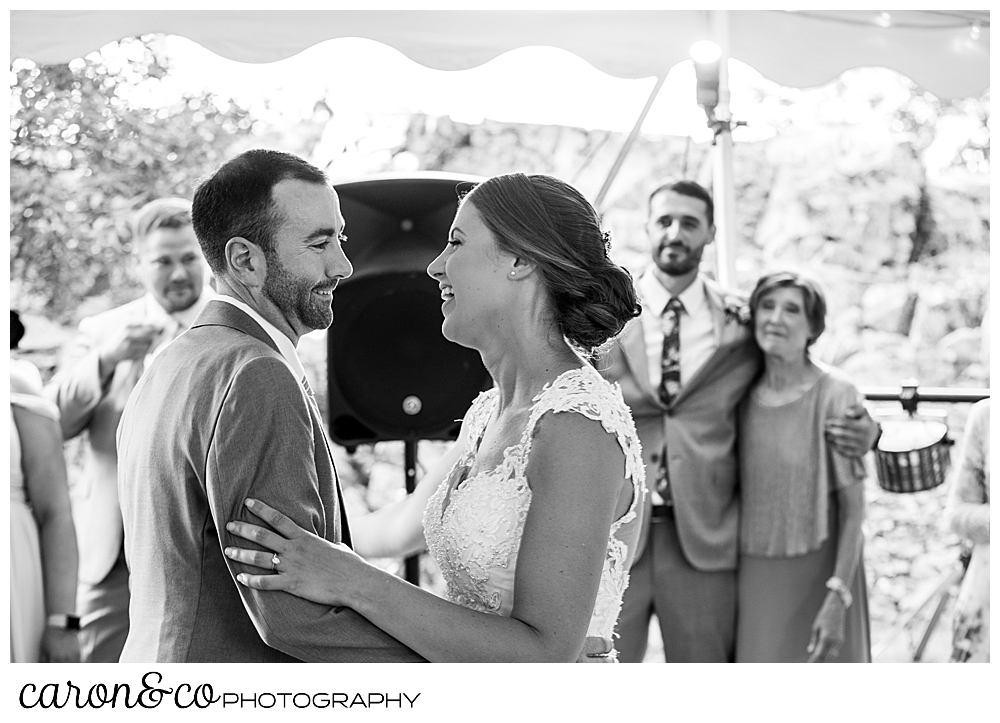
xmin=10 ymin=9 xmax=991 ymax=101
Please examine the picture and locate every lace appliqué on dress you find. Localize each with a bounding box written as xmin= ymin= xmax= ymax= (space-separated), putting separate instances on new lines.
xmin=421 ymin=366 xmax=646 ymax=639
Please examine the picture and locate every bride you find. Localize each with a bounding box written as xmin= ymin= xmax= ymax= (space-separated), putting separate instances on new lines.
xmin=225 ymin=173 xmax=645 ymax=662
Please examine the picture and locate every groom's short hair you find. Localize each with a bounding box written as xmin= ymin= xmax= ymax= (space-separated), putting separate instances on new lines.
xmin=192 ymin=149 xmax=328 ymax=274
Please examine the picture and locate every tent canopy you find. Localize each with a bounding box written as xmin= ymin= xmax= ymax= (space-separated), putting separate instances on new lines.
xmin=11 ymin=9 xmax=991 ymax=101
xmin=12 ymin=8 xmax=990 ymax=288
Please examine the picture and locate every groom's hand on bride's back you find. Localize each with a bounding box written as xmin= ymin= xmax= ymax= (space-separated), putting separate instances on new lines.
xmin=577 ymin=636 xmax=616 ymax=663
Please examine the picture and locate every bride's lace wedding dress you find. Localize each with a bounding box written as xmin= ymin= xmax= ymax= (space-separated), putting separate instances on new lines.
xmin=422 ymin=365 xmax=646 ymax=642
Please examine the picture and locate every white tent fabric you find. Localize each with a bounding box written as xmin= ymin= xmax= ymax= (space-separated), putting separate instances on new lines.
xmin=10 ymin=8 xmax=990 ymax=288
xmin=10 ymin=9 xmax=990 ymax=101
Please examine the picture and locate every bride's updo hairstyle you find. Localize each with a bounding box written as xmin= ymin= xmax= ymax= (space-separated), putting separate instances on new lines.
xmin=464 ymin=173 xmax=641 ymax=353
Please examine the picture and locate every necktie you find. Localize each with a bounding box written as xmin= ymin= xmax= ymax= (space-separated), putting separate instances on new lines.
xmin=658 ymin=296 xmax=684 ymax=406
xmin=656 ymin=296 xmax=684 ymax=505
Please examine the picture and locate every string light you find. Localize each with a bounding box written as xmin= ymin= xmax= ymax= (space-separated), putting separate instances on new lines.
xmin=876 ymin=12 xmax=892 ymax=28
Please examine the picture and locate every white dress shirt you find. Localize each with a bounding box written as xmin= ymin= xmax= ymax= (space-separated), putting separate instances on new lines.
xmin=638 ymin=269 xmax=718 ymax=391
xmin=211 ymin=295 xmax=307 ymax=384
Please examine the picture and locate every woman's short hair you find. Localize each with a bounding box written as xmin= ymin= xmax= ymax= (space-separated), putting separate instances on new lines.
xmin=749 ymin=269 xmax=827 ymax=347
xmin=463 ymin=173 xmax=641 ymax=353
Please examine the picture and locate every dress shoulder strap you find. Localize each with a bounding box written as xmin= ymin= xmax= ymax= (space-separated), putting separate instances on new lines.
xmin=464 ymin=387 xmax=498 ymax=447
xmin=518 ymin=368 xmax=646 ymax=509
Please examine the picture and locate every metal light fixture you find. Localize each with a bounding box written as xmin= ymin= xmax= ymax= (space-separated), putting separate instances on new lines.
xmin=690 ymin=40 xmax=722 ymax=110
xmin=689 ymin=40 xmax=744 ymax=144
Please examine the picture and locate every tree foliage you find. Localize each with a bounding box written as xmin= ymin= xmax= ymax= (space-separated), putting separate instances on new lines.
xmin=10 ymin=36 xmax=254 ymax=322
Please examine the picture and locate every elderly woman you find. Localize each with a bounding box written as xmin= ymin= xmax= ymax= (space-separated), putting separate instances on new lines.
xmin=736 ymin=270 xmax=870 ymax=663
xmin=944 ymin=398 xmax=990 ymax=663
xmin=223 ymin=173 xmax=646 ymax=662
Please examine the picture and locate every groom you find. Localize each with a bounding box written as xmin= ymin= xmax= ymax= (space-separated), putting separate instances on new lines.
xmin=116 ymin=149 xmax=424 ymax=662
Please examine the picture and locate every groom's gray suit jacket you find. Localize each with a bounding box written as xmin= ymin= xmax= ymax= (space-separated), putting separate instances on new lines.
xmin=117 ymin=300 xmax=424 ymax=662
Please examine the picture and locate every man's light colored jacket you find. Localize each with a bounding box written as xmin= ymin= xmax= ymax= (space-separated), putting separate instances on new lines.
xmin=599 ymin=275 xmax=760 ymax=571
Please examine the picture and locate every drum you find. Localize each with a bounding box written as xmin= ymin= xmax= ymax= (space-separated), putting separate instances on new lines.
xmin=874 ymin=414 xmax=953 ymax=493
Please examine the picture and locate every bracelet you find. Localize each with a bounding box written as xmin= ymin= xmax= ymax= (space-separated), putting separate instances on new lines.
xmin=46 ymin=613 xmax=81 ymax=630
xmin=825 ymin=577 xmax=853 ymax=609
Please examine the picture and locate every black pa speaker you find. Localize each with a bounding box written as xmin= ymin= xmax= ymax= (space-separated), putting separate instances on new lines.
xmin=327 ymin=172 xmax=492 ymax=447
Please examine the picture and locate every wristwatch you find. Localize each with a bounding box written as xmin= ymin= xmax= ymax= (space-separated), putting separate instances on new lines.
xmin=46 ymin=613 xmax=81 ymax=630
xmin=825 ymin=577 xmax=853 ymax=609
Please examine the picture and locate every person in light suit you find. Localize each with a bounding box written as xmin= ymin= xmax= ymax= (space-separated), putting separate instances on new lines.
xmin=601 ymin=180 xmax=878 ymax=662
xmin=115 ymin=149 xmax=423 ymax=662
xmin=45 ymin=197 xmax=213 ymax=662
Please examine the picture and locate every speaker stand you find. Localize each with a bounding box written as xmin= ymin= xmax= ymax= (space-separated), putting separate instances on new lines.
xmin=403 ymin=439 xmax=421 ymax=585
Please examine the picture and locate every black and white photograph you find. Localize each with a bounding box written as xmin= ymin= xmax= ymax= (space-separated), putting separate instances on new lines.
xmin=7 ymin=4 xmax=992 ymax=720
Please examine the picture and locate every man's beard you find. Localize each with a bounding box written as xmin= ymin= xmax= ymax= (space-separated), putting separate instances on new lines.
xmin=655 ymin=241 xmax=704 ymax=277
xmin=160 ymin=282 xmax=199 ymax=313
xmin=262 ymin=253 xmax=335 ymax=332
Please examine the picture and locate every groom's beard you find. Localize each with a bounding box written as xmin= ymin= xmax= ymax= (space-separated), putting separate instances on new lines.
xmin=262 ymin=254 xmax=336 ymax=331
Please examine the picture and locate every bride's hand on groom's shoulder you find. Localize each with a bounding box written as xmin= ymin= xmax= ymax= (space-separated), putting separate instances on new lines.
xmin=224 ymin=499 xmax=364 ymax=607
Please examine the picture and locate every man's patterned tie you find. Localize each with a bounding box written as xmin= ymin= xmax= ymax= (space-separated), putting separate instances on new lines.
xmin=658 ymin=296 xmax=684 ymax=406
xmin=656 ymin=296 xmax=684 ymax=505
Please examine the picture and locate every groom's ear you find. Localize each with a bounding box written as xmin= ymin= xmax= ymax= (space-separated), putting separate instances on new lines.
xmin=225 ymin=237 xmax=266 ymax=288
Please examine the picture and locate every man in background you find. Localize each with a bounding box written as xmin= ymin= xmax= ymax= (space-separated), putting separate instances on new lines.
xmin=46 ymin=197 xmax=213 ymax=662
xmin=602 ymin=179 xmax=877 ymax=662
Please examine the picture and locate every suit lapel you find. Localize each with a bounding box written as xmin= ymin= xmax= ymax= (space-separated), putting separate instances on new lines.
xmin=303 ymin=396 xmax=352 ymax=548
xmin=619 ymin=320 xmax=660 ymax=406
xmin=671 ymin=277 xmax=750 ymax=404
xmin=196 ymin=299 xmax=353 ymax=545
xmin=621 ymin=321 xmax=651 ymax=394
xmin=625 ymin=274 xmax=748 ymax=409
xmin=704 ymin=278 xmax=730 ymax=347
xmin=192 ymin=299 xmax=281 ymax=355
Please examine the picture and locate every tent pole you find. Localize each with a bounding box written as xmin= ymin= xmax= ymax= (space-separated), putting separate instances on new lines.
xmin=711 ymin=9 xmax=737 ymax=289
xmin=595 ymin=73 xmax=667 ymax=213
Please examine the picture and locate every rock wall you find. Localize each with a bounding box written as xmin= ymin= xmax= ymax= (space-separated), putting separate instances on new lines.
xmin=399 ymin=115 xmax=990 ymax=390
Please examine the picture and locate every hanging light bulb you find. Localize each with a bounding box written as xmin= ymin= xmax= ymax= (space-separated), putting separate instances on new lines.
xmin=690 ymin=41 xmax=722 ymax=110
xmin=690 ymin=40 xmax=722 ymax=65
xmin=970 ymin=22 xmax=981 ymax=40
xmin=876 ymin=12 xmax=892 ymax=28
